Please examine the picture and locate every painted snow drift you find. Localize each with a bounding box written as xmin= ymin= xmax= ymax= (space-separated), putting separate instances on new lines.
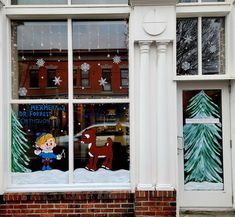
xmin=183 ymin=90 xmax=223 ymax=191
xmin=12 ymin=169 xmax=130 ymax=185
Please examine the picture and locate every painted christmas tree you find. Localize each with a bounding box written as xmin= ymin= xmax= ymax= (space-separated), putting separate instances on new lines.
xmin=183 ymin=90 xmax=222 ymax=184
xmin=11 ymin=110 xmax=31 ymax=172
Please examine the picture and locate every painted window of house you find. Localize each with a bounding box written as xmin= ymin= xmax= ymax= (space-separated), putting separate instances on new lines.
xmin=177 ymin=17 xmax=225 ymax=76
xmin=11 ymin=20 xmax=129 ymax=186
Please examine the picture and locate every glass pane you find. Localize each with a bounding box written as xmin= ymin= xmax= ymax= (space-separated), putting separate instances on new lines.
xmin=73 ymin=103 xmax=129 ymax=183
xmin=73 ymin=20 xmax=129 ymax=99
xmin=183 ymin=90 xmax=223 ymax=191
xmin=72 ymin=0 xmax=128 ymax=4
xmin=11 ymin=104 xmax=69 ymax=185
xmin=12 ymin=0 xmax=67 ymax=5
xmin=178 ymin=0 xmax=198 ymax=2
xmin=11 ymin=21 xmax=68 ymax=99
xmin=202 ymin=18 xmax=225 ymax=75
xmin=202 ymin=0 xmax=224 ymax=2
xmin=177 ymin=18 xmax=198 ymax=75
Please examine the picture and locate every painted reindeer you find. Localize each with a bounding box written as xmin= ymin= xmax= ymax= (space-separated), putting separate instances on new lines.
xmin=81 ymin=127 xmax=113 ymax=171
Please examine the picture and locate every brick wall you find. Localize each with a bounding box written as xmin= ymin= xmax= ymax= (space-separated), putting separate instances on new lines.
xmin=135 ymin=191 xmax=177 ymax=217
xmin=0 ymin=190 xmax=176 ymax=217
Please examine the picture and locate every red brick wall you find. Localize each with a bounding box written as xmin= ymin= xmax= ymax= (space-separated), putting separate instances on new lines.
xmin=0 ymin=190 xmax=176 ymax=217
xmin=135 ymin=191 xmax=177 ymax=217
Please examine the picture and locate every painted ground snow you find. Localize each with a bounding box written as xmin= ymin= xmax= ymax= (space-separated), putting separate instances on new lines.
xmin=185 ymin=182 xmax=224 ymax=191
xmin=12 ymin=169 xmax=130 ymax=185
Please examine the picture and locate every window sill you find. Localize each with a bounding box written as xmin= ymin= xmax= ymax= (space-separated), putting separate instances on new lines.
xmin=173 ymin=74 xmax=231 ymax=81
xmin=6 ymin=183 xmax=131 ymax=193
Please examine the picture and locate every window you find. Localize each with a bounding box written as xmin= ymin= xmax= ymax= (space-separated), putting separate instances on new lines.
xmin=178 ymin=0 xmax=224 ymax=3
xmin=11 ymin=20 xmax=129 ymax=186
xmin=47 ymin=69 xmax=57 ymax=87
xmin=120 ymin=68 xmax=129 ymax=88
xmin=11 ymin=0 xmax=67 ymax=5
xmin=72 ymin=0 xmax=128 ymax=4
xmin=177 ymin=17 xmax=225 ymax=76
xmin=29 ymin=69 xmax=39 ymax=88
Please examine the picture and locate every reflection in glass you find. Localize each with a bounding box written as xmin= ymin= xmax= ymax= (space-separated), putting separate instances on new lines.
xmin=202 ymin=18 xmax=225 ymax=74
xmin=11 ymin=21 xmax=68 ymax=99
xmin=177 ymin=18 xmax=198 ymax=75
xmin=72 ymin=0 xmax=128 ymax=4
xmin=73 ymin=103 xmax=129 ymax=183
xmin=12 ymin=0 xmax=67 ymax=5
xmin=72 ymin=21 xmax=129 ymax=99
xmin=183 ymin=90 xmax=223 ymax=191
xmin=11 ymin=104 xmax=69 ymax=185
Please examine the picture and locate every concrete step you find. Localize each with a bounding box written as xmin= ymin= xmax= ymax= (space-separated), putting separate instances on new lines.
xmin=180 ymin=211 xmax=235 ymax=217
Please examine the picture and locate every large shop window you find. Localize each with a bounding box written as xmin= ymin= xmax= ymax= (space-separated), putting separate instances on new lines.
xmin=11 ymin=20 xmax=129 ymax=186
xmin=177 ymin=17 xmax=225 ymax=76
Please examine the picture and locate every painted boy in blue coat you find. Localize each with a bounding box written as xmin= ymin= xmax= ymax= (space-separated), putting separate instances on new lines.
xmin=34 ymin=133 xmax=62 ymax=171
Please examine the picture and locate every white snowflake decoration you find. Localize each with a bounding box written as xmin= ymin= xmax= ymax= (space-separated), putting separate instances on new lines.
xmin=184 ymin=35 xmax=193 ymax=44
xmin=36 ymin=58 xmax=45 ymax=67
xmin=81 ymin=63 xmax=90 ymax=71
xmin=209 ymin=45 xmax=217 ymax=53
xmin=53 ymin=76 xmax=62 ymax=86
xmin=21 ymin=56 xmax=26 ymax=61
xmin=182 ymin=61 xmax=191 ymax=71
xmin=98 ymin=77 xmax=108 ymax=87
xmin=18 ymin=87 xmax=27 ymax=96
xmin=113 ymin=55 xmax=121 ymax=64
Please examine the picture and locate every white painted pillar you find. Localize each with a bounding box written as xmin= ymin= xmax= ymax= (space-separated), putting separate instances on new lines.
xmin=156 ymin=41 xmax=172 ymax=190
xmin=137 ymin=41 xmax=154 ymax=190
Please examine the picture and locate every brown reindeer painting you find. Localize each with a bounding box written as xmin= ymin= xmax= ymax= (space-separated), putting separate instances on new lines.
xmin=80 ymin=127 xmax=113 ymax=171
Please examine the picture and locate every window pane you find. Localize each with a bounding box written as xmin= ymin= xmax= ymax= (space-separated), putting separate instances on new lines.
xmin=12 ymin=0 xmax=67 ymax=5
xmin=202 ymin=0 xmax=224 ymax=2
xmin=202 ymin=18 xmax=225 ymax=75
xmin=178 ymin=0 xmax=198 ymax=2
xmin=29 ymin=69 xmax=39 ymax=88
xmin=183 ymin=90 xmax=223 ymax=191
xmin=73 ymin=20 xmax=129 ymax=99
xmin=73 ymin=103 xmax=130 ymax=183
xmin=72 ymin=0 xmax=128 ymax=4
xmin=177 ymin=18 xmax=198 ymax=75
xmin=11 ymin=21 xmax=68 ymax=99
xmin=11 ymin=104 xmax=69 ymax=185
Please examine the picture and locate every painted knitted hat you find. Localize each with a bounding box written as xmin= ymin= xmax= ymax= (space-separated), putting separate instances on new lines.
xmin=35 ymin=132 xmax=54 ymax=147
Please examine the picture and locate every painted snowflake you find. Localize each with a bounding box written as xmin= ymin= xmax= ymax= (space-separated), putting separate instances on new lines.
xmin=209 ymin=45 xmax=217 ymax=54
xmin=18 ymin=87 xmax=27 ymax=97
xmin=36 ymin=58 xmax=45 ymax=67
xmin=184 ymin=35 xmax=193 ymax=44
xmin=182 ymin=61 xmax=191 ymax=71
xmin=21 ymin=56 xmax=26 ymax=61
xmin=98 ymin=77 xmax=108 ymax=87
xmin=81 ymin=63 xmax=90 ymax=71
xmin=53 ymin=76 xmax=62 ymax=86
xmin=113 ymin=55 xmax=121 ymax=64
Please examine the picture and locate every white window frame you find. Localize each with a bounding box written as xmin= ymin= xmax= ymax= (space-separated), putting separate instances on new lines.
xmin=175 ymin=0 xmax=233 ymax=80
xmin=2 ymin=4 xmax=133 ymax=193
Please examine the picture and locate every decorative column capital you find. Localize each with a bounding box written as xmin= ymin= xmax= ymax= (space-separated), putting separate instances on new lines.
xmin=156 ymin=40 xmax=171 ymax=53
xmin=139 ymin=41 xmax=153 ymax=53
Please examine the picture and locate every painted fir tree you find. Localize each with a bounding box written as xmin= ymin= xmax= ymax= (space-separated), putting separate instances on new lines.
xmin=11 ymin=110 xmax=31 ymax=172
xmin=183 ymin=90 xmax=222 ymax=184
